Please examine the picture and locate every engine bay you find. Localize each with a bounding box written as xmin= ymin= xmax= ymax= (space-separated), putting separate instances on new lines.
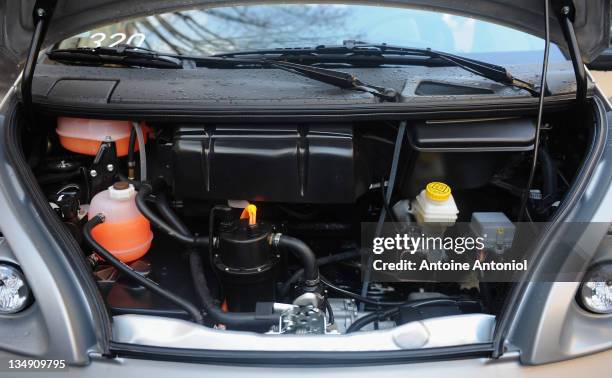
xmin=22 ymin=110 xmax=590 ymax=339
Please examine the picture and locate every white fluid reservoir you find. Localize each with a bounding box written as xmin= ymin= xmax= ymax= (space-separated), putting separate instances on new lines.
xmin=411 ymin=182 xmax=459 ymax=226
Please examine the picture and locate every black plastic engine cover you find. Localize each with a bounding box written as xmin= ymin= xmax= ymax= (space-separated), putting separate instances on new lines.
xmin=172 ymin=124 xmax=366 ymax=203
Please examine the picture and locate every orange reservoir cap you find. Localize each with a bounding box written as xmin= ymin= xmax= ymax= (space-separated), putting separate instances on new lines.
xmin=240 ymin=204 xmax=258 ymax=225
xmin=87 ymin=182 xmax=153 ymax=262
xmin=56 ymin=117 xmax=147 ymax=157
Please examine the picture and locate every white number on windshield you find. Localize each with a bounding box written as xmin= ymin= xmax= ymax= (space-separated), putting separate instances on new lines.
xmin=89 ymin=32 xmax=146 ymax=48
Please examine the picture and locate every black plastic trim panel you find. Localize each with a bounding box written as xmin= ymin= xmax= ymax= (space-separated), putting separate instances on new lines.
xmin=33 ymin=95 xmax=577 ymax=124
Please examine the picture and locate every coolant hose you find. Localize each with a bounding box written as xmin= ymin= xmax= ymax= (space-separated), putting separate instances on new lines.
xmin=84 ymin=215 xmax=204 ymax=324
xmin=136 ymin=182 xmax=209 ymax=246
xmin=272 ymin=234 xmax=319 ymax=285
xmin=155 ymin=192 xmax=191 ymax=235
xmin=188 ymin=250 xmax=280 ymax=328
xmin=279 ymin=249 xmax=360 ymax=298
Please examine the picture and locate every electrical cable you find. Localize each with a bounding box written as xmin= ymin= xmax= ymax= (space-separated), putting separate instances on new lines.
xmin=324 ymin=298 xmax=335 ymax=325
xmin=517 ymin=0 xmax=550 ymax=221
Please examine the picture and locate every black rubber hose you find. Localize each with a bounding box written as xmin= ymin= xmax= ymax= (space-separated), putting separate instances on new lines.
xmin=275 ymin=235 xmax=318 ymax=283
xmin=188 ymin=250 xmax=280 ymax=328
xmin=346 ymin=306 xmax=398 ymax=333
xmin=136 ymin=182 xmax=208 ymax=246
xmin=84 ymin=215 xmax=204 ymax=324
xmin=538 ymin=147 xmax=557 ymax=200
xmin=155 ymin=192 xmax=191 ymax=235
xmin=279 ymin=249 xmax=361 ymax=298
xmin=127 ymin=126 xmax=137 ymax=179
xmin=128 ymin=127 xmax=137 ymax=164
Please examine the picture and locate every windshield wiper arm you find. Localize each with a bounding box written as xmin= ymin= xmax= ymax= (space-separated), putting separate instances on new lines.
xmin=266 ymin=60 xmax=398 ymax=101
xmin=349 ymin=42 xmax=539 ymax=96
xmin=47 ymin=45 xmax=183 ymax=69
xmin=215 ymin=41 xmax=539 ymax=96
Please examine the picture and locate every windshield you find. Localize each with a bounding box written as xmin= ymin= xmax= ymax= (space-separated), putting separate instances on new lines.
xmin=57 ymin=3 xmax=565 ymax=64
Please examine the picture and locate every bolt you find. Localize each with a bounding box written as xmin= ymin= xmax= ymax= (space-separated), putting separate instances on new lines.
xmin=90 ymin=169 xmax=98 ymax=178
xmin=36 ymin=8 xmax=45 ymax=17
xmin=104 ymin=136 xmax=112 ymax=142
xmin=561 ymin=6 xmax=570 ymax=16
xmin=106 ymin=164 xmax=114 ymax=172
xmin=224 ymin=267 xmax=229 ymax=271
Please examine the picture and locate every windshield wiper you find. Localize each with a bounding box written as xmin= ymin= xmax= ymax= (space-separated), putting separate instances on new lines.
xmin=47 ymin=45 xmax=184 ymax=69
xmin=265 ymin=60 xmax=398 ymax=101
xmin=48 ymin=45 xmax=399 ymax=102
xmin=215 ymin=40 xmax=540 ymax=96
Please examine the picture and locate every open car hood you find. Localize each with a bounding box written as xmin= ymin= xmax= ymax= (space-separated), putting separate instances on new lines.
xmin=1 ymin=0 xmax=609 ymax=69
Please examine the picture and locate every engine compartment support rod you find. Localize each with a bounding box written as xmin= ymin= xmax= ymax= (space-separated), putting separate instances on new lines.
xmin=559 ymin=3 xmax=587 ymax=103
xmin=21 ymin=0 xmax=58 ymax=120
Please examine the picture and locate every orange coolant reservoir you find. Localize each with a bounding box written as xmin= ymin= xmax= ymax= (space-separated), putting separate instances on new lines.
xmin=87 ymin=182 xmax=153 ymax=263
xmin=56 ymin=117 xmax=147 ymax=157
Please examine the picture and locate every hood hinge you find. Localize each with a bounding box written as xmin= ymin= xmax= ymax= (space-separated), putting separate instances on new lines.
xmin=558 ymin=3 xmax=587 ymax=103
xmin=21 ymin=0 xmax=57 ymax=119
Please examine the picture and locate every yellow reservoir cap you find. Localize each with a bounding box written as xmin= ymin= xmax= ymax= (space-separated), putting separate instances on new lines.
xmin=426 ymin=182 xmax=452 ymax=201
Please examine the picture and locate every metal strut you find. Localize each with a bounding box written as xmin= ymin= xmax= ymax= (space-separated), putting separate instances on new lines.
xmin=559 ymin=4 xmax=588 ymax=103
xmin=21 ymin=0 xmax=57 ymax=119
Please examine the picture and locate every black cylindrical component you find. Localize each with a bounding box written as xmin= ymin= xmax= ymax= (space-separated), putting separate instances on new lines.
xmin=214 ymin=222 xmax=278 ymax=312
xmin=189 ymin=250 xmax=279 ymax=329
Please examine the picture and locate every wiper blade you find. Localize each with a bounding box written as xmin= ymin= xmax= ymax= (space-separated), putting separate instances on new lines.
xmin=215 ymin=41 xmax=539 ymax=96
xmin=351 ymin=42 xmax=539 ymax=96
xmin=266 ymin=60 xmax=398 ymax=101
xmin=47 ymin=45 xmax=183 ymax=69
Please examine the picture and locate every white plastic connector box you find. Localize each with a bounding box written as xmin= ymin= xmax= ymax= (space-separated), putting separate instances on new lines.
xmin=469 ymin=212 xmax=515 ymax=254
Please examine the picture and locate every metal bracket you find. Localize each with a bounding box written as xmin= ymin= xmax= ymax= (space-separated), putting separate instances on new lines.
xmin=21 ymin=0 xmax=58 ymax=120
xmin=90 ymin=141 xmax=118 ymax=195
xmin=558 ymin=3 xmax=588 ymax=103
